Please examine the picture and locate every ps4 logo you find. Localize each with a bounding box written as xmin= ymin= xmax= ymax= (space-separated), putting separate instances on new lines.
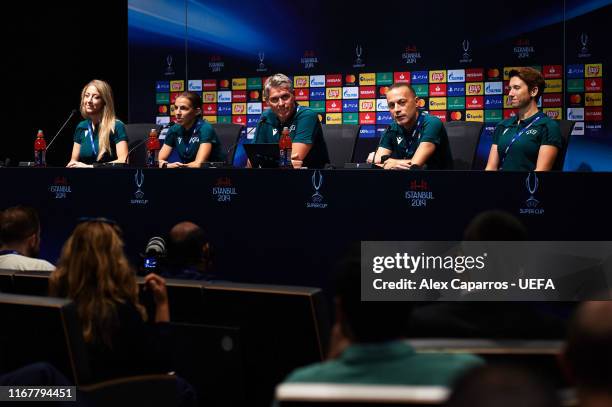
xmin=411 ymin=72 xmax=428 ymax=83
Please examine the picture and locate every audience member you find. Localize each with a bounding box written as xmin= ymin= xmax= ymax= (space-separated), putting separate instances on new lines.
xmin=446 ymin=364 xmax=560 ymax=407
xmin=278 ymin=254 xmax=482 ymax=387
xmin=49 ymin=218 xmax=172 ymax=381
xmin=562 ymin=301 xmax=612 ymax=407
xmin=161 ymin=221 xmax=215 ymax=280
xmin=0 ymin=206 xmax=54 ymax=271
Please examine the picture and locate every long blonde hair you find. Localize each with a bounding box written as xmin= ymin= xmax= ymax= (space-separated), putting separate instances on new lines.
xmin=80 ymin=80 xmax=117 ymax=160
xmin=49 ymin=220 xmax=145 ymax=347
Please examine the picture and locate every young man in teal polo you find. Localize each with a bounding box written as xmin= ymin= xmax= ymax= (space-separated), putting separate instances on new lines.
xmin=252 ymin=73 xmax=329 ymax=169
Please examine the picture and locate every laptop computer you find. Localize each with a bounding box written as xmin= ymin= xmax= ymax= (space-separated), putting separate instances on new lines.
xmin=243 ymin=143 xmax=280 ymax=168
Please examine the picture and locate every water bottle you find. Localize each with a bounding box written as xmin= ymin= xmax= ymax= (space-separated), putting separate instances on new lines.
xmin=146 ymin=128 xmax=161 ymax=167
xmin=279 ymin=127 xmax=292 ymax=168
xmin=34 ymin=130 xmax=47 ymax=167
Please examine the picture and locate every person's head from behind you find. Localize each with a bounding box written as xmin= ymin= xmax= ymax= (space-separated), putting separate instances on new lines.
xmin=386 ymin=83 xmax=419 ymax=129
xmin=0 ymin=206 xmax=42 ymax=257
xmin=446 ymin=365 xmax=560 ymax=407
xmin=464 ymin=210 xmax=528 ymax=241
xmin=174 ymin=91 xmax=202 ymax=129
xmin=563 ymin=301 xmax=612 ymax=400
xmin=167 ymin=221 xmax=210 ymax=270
xmin=334 ymin=252 xmax=412 ymax=343
xmin=49 ymin=219 xmax=144 ymax=346
xmin=264 ymin=73 xmax=295 ymax=123
xmin=508 ymin=67 xmax=545 ymax=109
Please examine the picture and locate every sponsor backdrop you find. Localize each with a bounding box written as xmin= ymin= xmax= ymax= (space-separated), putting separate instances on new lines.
xmin=128 ymin=0 xmax=611 ymax=170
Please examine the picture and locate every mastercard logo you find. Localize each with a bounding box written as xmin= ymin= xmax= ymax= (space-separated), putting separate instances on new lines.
xmin=345 ymin=74 xmax=356 ymax=83
xmin=219 ymin=80 xmax=230 ymax=88
xmin=417 ymin=99 xmax=426 ymax=108
xmin=379 ymin=86 xmax=389 ymax=96
xmin=158 ymin=106 xmax=168 ymax=114
xmin=249 ymin=91 xmax=260 ymax=99
xmin=487 ymin=68 xmax=500 ymax=78
xmin=570 ymin=94 xmax=582 ymax=104
xmin=451 ymin=111 xmax=462 ymax=120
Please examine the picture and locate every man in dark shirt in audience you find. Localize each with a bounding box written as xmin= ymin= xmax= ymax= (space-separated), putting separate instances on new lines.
xmin=161 ymin=221 xmax=215 ymax=280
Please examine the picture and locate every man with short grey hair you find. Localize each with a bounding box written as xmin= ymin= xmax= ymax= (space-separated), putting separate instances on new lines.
xmin=252 ymin=73 xmax=329 ymax=168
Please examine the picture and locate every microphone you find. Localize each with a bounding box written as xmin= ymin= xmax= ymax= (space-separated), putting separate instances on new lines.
xmin=46 ymin=109 xmax=78 ymax=152
xmin=370 ymin=125 xmax=391 ymax=167
xmin=145 ymin=236 xmax=166 ymax=256
xmin=140 ymin=236 xmax=166 ymax=274
xmin=125 ymin=137 xmax=148 ymax=164
xmin=124 ymin=123 xmax=173 ymax=165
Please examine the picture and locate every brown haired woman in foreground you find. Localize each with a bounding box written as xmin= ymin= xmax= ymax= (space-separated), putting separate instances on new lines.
xmin=49 ymin=219 xmax=171 ymax=381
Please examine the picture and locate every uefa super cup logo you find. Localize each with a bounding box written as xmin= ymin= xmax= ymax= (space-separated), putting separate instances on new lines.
xmin=164 ymin=55 xmax=175 ymax=76
xmin=256 ymin=51 xmax=267 ymax=72
xmin=311 ymin=170 xmax=323 ymax=203
xmin=525 ymin=172 xmax=539 ymax=208
xmin=459 ymin=39 xmax=472 ymax=64
xmin=134 ymin=169 xmax=144 ymax=199
xmin=306 ymin=170 xmax=327 ymax=208
xmin=578 ymin=33 xmax=591 ymax=58
xmin=353 ymin=44 xmax=365 ymax=68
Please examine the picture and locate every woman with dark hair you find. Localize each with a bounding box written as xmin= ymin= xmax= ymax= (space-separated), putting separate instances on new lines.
xmin=485 ymin=67 xmax=562 ymax=171
xmin=158 ymin=91 xmax=225 ymax=168
xmin=49 ymin=219 xmax=172 ymax=381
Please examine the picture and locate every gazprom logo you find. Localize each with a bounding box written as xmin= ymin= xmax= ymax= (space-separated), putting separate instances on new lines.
xmin=411 ymin=71 xmax=428 ymax=83
xmin=376 ymin=99 xmax=389 ymax=111
xmin=188 ymin=80 xmax=202 ymax=91
xmin=218 ymin=91 xmax=232 ymax=103
xmin=343 ymin=87 xmax=359 ymax=99
xmin=485 ymin=82 xmax=503 ymax=95
xmin=247 ymin=103 xmax=262 ymax=115
xmin=567 ymin=108 xmax=584 ymax=121
xmin=447 ymin=70 xmax=465 ymax=82
xmin=310 ymin=75 xmax=325 ymax=87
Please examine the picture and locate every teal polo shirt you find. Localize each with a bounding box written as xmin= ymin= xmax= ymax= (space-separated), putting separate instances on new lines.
xmin=493 ymin=112 xmax=563 ymax=171
xmin=379 ymin=113 xmax=453 ymax=170
xmin=253 ymin=105 xmax=330 ymax=169
xmin=73 ymin=119 xmax=127 ymax=164
xmin=283 ymin=340 xmax=483 ymax=385
xmin=164 ymin=119 xmax=225 ymax=163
